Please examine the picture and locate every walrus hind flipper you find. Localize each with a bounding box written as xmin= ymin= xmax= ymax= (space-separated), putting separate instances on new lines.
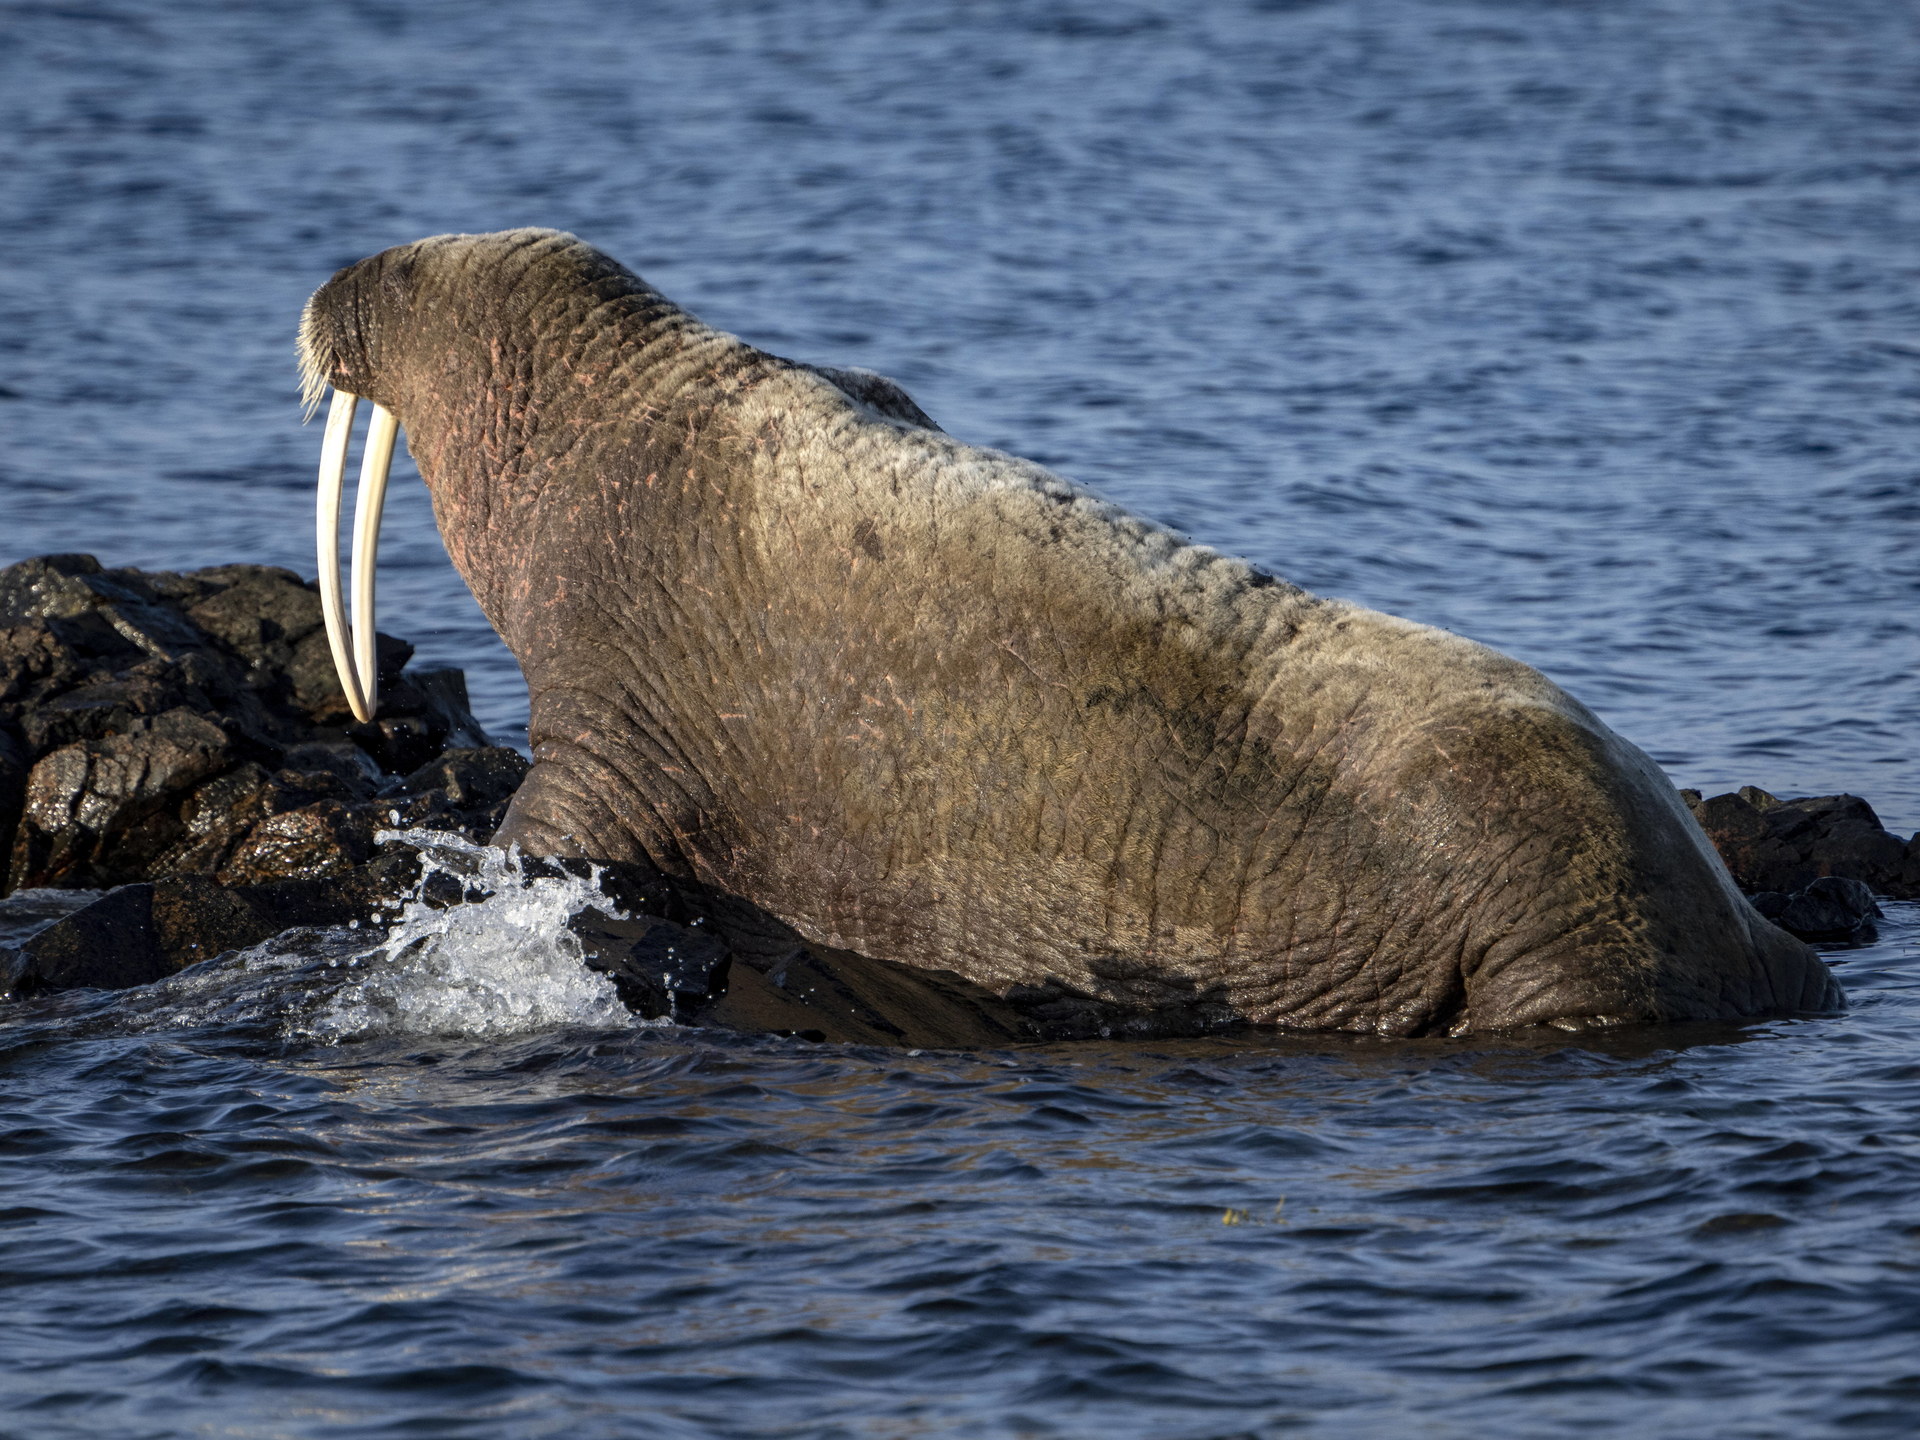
xmin=809 ymin=364 xmax=942 ymax=432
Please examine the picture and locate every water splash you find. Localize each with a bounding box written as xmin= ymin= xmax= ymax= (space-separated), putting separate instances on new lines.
xmin=299 ymin=830 xmax=636 ymax=1042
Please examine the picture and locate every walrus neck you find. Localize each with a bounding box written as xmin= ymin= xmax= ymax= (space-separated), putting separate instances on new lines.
xmin=409 ymin=284 xmax=777 ymax=634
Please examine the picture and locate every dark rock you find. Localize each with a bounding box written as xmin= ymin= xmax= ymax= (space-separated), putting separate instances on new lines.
xmin=1749 ymin=876 xmax=1881 ymax=946
xmin=0 ymin=948 xmax=46 ymax=1002
xmin=0 ymin=553 xmax=106 ymax=621
xmin=16 ymin=661 xmax=206 ymax=754
xmin=398 ymin=747 xmax=528 ymax=809
xmin=411 ymin=669 xmax=491 ymax=750
xmin=9 ymin=708 xmax=234 ymax=890
xmin=692 ymin=940 xmax=1031 ymax=1047
xmin=0 ymin=555 xmax=213 ymax=663
xmin=4 ymin=851 xmax=425 ymax=994
xmin=184 ymin=568 xmax=324 ymax=683
xmin=9 ymin=883 xmax=175 ymax=990
xmin=287 ymin=627 xmax=413 ymax=723
xmin=1686 ymin=787 xmax=1917 ymax=900
xmin=279 ymin=741 xmax=382 ymax=797
xmin=0 ymin=555 xmax=523 ymax=898
xmin=0 ymin=729 xmax=25 ymax=871
xmin=0 ymin=619 xmax=91 ymax=715
xmin=150 ymin=762 xmax=284 ymax=877
xmin=569 ymin=908 xmax=732 ymax=1019
xmin=286 ymin=628 xmax=354 ymax=721
xmin=352 ymin=713 xmax=442 ymax=775
xmin=218 ymin=800 xmax=377 ymax=885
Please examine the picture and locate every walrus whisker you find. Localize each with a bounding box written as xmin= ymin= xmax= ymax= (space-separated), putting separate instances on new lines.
xmin=315 ymin=387 xmax=370 ymax=723
xmin=349 ymin=401 xmax=399 ymax=722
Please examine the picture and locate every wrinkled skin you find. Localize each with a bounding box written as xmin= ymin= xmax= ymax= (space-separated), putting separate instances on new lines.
xmin=300 ymin=229 xmax=1839 ymax=1035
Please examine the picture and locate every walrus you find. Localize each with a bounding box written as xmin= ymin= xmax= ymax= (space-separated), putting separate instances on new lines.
xmin=296 ymin=228 xmax=1838 ymax=1035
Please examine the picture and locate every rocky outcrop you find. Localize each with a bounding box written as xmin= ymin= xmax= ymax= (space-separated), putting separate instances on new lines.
xmin=0 ymin=554 xmax=524 ymax=896
xmin=0 ymin=553 xmax=528 ymax=996
xmin=1747 ymin=877 xmax=1883 ymax=948
xmin=1682 ymin=787 xmax=1920 ymax=900
xmin=1 ymin=856 xmax=420 ymax=1000
xmin=1682 ymin=786 xmax=1919 ymax=946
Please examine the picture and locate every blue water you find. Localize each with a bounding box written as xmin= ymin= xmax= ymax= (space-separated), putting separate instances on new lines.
xmin=3 ymin=0 xmax=1919 ymax=1434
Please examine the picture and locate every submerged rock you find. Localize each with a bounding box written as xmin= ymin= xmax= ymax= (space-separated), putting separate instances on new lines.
xmin=1 ymin=853 xmax=420 ymax=995
xmin=1748 ymin=877 xmax=1882 ymax=948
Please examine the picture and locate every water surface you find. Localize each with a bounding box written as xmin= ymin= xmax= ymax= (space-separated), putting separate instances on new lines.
xmin=2 ymin=0 xmax=1917 ymax=1434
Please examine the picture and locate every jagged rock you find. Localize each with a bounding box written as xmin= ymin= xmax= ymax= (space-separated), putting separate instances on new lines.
xmin=9 ymin=708 xmax=234 ymax=889
xmin=0 ymin=554 xmax=502 ymax=894
xmin=0 ymin=619 xmax=91 ymax=715
xmin=1748 ymin=876 xmax=1882 ymax=947
xmin=152 ymin=762 xmax=284 ymax=877
xmin=217 ymin=800 xmax=378 ymax=885
xmin=397 ymin=747 xmax=529 ymax=810
xmin=1684 ymin=787 xmax=1918 ymax=901
xmin=0 ymin=554 xmax=210 ymax=663
xmin=183 ymin=566 xmax=324 ymax=684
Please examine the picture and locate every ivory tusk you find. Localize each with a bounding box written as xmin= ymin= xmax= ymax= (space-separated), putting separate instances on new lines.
xmin=349 ymin=402 xmax=399 ymax=724
xmin=315 ymin=389 xmax=369 ymax=723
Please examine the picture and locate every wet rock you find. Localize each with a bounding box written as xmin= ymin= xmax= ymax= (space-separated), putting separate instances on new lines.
xmin=151 ymin=761 xmax=285 ymax=877
xmin=1684 ymin=787 xmax=1917 ymax=900
xmin=9 ymin=708 xmax=234 ymax=890
xmin=1748 ymin=876 xmax=1882 ymax=947
xmin=16 ymin=659 xmax=212 ymax=754
xmin=411 ymin=670 xmax=492 ymax=751
xmin=4 ymin=882 xmax=178 ymax=990
xmin=184 ymin=566 xmax=323 ymax=685
xmin=1 ymin=851 xmax=425 ymax=995
xmin=692 ymin=941 xmax=1032 ymax=1047
xmin=397 ymin=747 xmax=529 ymax=810
xmin=278 ymin=741 xmax=383 ymax=797
xmin=0 ymin=556 xmax=187 ymax=653
xmin=0 ymin=619 xmax=93 ymax=715
xmin=569 ymin=909 xmax=732 ymax=1019
xmin=217 ymin=800 xmax=377 ymax=885
xmin=0 ymin=554 xmax=504 ymax=893
xmin=0 ymin=730 xmax=25 ymax=872
xmin=290 ymin=627 xmax=412 ymax=724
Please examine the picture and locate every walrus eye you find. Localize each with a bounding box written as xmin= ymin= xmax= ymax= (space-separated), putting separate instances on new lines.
xmin=314 ymin=388 xmax=399 ymax=724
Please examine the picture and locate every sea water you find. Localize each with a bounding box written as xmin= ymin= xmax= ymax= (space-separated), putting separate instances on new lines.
xmin=2 ymin=1 xmax=1918 ymax=1434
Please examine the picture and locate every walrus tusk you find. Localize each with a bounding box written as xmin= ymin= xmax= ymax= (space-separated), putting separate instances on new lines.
xmin=314 ymin=388 xmax=370 ymax=723
xmin=349 ymin=401 xmax=399 ymax=722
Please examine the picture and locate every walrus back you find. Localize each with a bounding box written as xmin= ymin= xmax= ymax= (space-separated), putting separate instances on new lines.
xmin=709 ymin=368 xmax=1833 ymax=1032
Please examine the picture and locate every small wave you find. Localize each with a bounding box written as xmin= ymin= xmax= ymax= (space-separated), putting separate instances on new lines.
xmin=295 ymin=831 xmax=636 ymax=1043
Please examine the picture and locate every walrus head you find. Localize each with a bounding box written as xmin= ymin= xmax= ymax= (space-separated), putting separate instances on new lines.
xmin=299 ymin=228 xmax=674 ymax=720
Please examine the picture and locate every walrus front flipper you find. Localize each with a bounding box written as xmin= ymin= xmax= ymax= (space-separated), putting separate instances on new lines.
xmin=809 ymin=364 xmax=943 ymax=432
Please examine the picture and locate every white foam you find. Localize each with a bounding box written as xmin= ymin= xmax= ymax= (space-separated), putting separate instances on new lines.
xmin=300 ymin=830 xmax=637 ymax=1041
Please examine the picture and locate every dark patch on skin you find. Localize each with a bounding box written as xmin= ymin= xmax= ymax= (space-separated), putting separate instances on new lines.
xmin=298 ymin=228 xmax=1840 ymax=1036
